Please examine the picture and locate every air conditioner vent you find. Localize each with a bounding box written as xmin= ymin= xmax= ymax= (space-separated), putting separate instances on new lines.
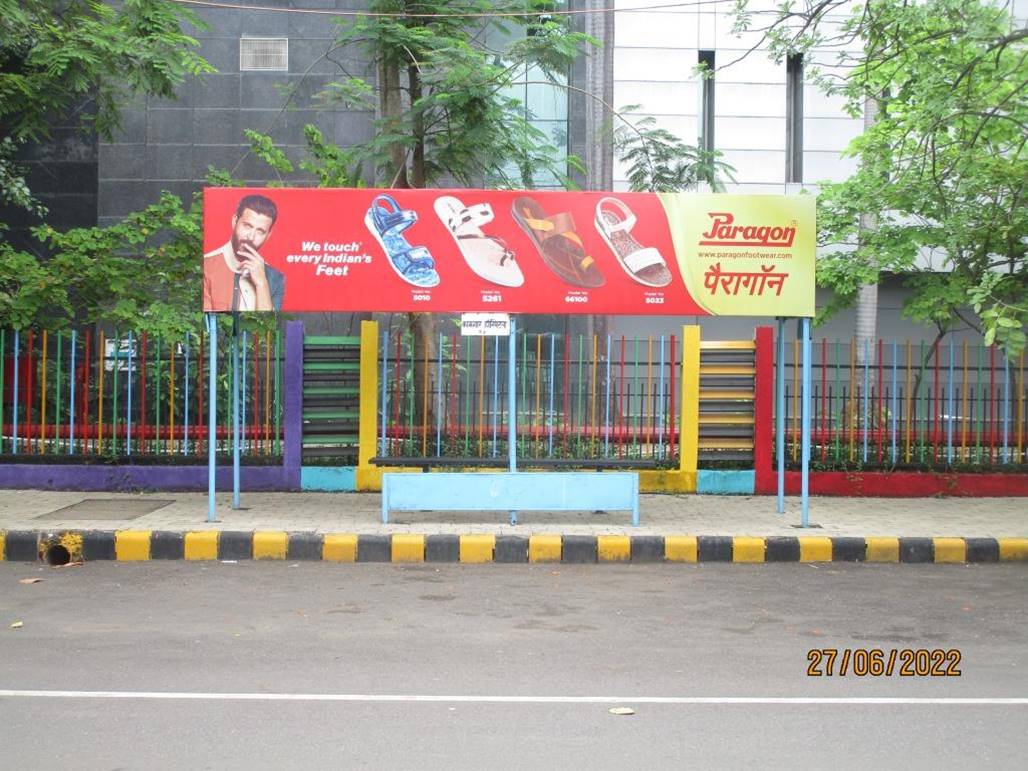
xmin=240 ymin=38 xmax=288 ymax=72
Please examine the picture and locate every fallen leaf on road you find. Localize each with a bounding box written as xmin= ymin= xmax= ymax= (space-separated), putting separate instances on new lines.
xmin=10 ymin=621 xmax=24 ymax=629
xmin=54 ymin=561 xmax=84 ymax=569
xmin=609 ymin=707 xmax=635 ymax=716
xmin=18 ymin=578 xmax=44 ymax=584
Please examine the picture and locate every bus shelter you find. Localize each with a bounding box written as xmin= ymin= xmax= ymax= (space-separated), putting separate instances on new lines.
xmin=202 ymin=187 xmax=817 ymax=524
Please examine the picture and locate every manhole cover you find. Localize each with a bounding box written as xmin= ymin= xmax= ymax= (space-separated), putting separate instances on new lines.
xmin=36 ymin=499 xmax=174 ymax=521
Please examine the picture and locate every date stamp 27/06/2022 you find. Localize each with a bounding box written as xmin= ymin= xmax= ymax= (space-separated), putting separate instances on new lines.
xmin=807 ymin=648 xmax=962 ymax=677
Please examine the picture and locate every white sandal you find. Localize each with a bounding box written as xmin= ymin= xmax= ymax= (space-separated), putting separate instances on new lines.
xmin=595 ymin=197 xmax=672 ymax=288
xmin=434 ymin=195 xmax=524 ymax=288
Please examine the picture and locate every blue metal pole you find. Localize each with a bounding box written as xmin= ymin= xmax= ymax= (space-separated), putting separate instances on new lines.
xmin=379 ymin=331 xmax=388 ymax=458
xmin=891 ymin=340 xmax=898 ymax=465
xmin=112 ymin=331 xmax=119 ymax=456
xmin=508 ymin=317 xmax=518 ymax=525
xmin=183 ymin=339 xmax=190 ymax=455
xmin=548 ymin=333 xmax=556 ymax=457
xmin=12 ymin=330 xmax=19 ymax=454
xmin=436 ymin=332 xmax=443 ymax=458
xmin=69 ymin=330 xmax=76 ymax=455
xmin=232 ymin=318 xmax=240 ymax=510
xmin=947 ymin=339 xmax=954 ymax=465
xmin=491 ymin=335 xmax=499 ymax=457
xmin=776 ymin=318 xmax=785 ymax=514
xmin=126 ymin=331 xmax=134 ymax=455
xmin=206 ymin=314 xmax=217 ymax=523
xmin=241 ymin=330 xmax=248 ymax=458
xmin=862 ymin=338 xmax=869 ymax=463
xmin=657 ymin=335 xmax=666 ymax=460
xmin=1003 ymin=354 xmax=1010 ymax=464
xmin=604 ymin=334 xmax=612 ymax=458
xmin=801 ymin=317 xmax=812 ymax=527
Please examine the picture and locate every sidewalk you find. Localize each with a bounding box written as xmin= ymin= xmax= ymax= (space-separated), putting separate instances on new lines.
xmin=1 ymin=489 xmax=1026 ymax=536
xmin=2 ymin=490 xmax=1026 ymax=564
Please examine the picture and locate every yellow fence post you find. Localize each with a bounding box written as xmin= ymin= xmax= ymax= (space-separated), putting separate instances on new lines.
xmin=357 ymin=320 xmax=380 ymax=490
xmin=679 ymin=325 xmax=700 ymax=491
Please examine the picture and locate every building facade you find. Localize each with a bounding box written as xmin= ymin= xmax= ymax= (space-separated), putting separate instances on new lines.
xmin=17 ymin=0 xmax=1027 ymax=342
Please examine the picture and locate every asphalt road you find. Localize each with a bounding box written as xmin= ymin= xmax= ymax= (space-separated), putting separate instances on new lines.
xmin=1 ymin=562 xmax=1026 ymax=769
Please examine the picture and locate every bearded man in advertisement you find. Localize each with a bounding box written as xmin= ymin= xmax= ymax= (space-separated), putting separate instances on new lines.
xmin=203 ymin=194 xmax=286 ymax=311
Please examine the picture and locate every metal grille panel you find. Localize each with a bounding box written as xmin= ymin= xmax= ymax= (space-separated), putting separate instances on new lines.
xmin=240 ymin=38 xmax=288 ymax=71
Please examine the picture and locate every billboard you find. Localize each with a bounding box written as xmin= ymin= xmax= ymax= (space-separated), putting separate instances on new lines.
xmin=202 ymin=187 xmax=815 ymax=316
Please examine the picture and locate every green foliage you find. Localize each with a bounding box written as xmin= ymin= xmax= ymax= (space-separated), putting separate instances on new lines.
xmin=320 ymin=0 xmax=595 ymax=188
xmin=30 ymin=191 xmax=204 ymax=337
xmin=0 ymin=0 xmax=212 ymax=144
xmin=613 ymin=109 xmax=736 ymax=193
xmin=734 ymin=0 xmax=1027 ymax=355
xmin=298 ymin=125 xmax=365 ymax=188
xmin=0 ymin=137 xmax=45 ymax=220
xmin=0 ymin=0 xmax=217 ymax=334
xmin=244 ymin=129 xmax=295 ymax=177
xmin=0 ymin=241 xmax=66 ymax=329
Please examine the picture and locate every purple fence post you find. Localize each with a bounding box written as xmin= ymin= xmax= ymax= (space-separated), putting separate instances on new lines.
xmin=283 ymin=320 xmax=304 ymax=489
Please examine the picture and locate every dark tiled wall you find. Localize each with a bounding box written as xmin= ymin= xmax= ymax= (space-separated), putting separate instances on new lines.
xmin=98 ymin=3 xmax=375 ymax=227
xmin=2 ymin=104 xmax=98 ymax=255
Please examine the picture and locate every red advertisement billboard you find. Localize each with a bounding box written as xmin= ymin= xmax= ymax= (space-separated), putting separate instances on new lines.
xmin=202 ymin=187 xmax=815 ymax=316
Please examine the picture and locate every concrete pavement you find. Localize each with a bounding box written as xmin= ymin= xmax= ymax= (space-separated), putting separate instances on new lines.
xmin=1 ymin=489 xmax=1026 ymax=536
xmin=4 ymin=489 xmax=1027 ymax=564
xmin=1 ymin=562 xmax=1026 ymax=768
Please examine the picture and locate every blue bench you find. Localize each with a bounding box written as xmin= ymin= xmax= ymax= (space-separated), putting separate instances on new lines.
xmin=381 ymin=471 xmax=640 ymax=525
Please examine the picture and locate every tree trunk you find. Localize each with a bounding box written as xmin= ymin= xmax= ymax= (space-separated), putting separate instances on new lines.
xmin=581 ymin=0 xmax=615 ymax=363
xmin=408 ymin=61 xmax=426 ymax=188
xmin=855 ymin=95 xmax=880 ymax=365
xmin=378 ymin=57 xmax=408 ymax=187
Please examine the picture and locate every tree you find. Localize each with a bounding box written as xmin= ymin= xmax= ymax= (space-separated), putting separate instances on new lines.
xmin=0 ymin=0 xmax=212 ymax=221
xmin=317 ymin=0 xmax=590 ymax=189
xmin=313 ymin=1 xmax=737 ymax=423
xmin=613 ymin=110 xmax=735 ymax=193
xmin=732 ymin=0 xmax=1027 ymax=356
xmin=0 ymin=124 xmax=356 ymax=337
xmin=0 ymin=0 xmax=213 ymax=330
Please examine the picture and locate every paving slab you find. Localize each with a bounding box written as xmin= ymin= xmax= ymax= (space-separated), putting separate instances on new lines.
xmin=1 ymin=489 xmax=1025 ymax=537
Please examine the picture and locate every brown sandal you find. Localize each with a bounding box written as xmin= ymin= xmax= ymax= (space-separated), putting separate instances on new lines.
xmin=512 ymin=196 xmax=605 ymax=288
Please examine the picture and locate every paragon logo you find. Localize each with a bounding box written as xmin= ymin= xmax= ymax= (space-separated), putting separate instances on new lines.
xmin=699 ymin=212 xmax=796 ymax=248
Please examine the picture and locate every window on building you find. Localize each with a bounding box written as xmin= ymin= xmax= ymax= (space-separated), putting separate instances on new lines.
xmin=786 ymin=53 xmax=804 ymax=183
xmin=698 ymin=50 xmax=716 ymax=152
xmin=240 ymin=38 xmax=289 ymax=72
xmin=490 ymin=4 xmax=570 ymax=189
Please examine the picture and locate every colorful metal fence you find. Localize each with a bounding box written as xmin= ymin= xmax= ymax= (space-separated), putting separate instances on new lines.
xmin=375 ymin=330 xmax=681 ymax=466
xmin=0 ymin=328 xmax=284 ymax=457
xmin=779 ymin=338 xmax=1028 ymax=467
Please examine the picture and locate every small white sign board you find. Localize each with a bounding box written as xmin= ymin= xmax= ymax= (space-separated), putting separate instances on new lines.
xmin=460 ymin=312 xmax=511 ymax=336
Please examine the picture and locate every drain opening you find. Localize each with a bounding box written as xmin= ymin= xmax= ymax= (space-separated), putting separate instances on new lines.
xmin=43 ymin=544 xmax=71 ymax=566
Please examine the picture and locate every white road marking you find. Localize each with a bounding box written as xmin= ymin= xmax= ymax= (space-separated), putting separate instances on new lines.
xmin=0 ymin=690 xmax=1025 ymax=705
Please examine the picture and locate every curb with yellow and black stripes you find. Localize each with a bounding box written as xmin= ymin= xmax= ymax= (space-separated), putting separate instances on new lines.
xmin=2 ymin=530 xmax=1028 ymax=564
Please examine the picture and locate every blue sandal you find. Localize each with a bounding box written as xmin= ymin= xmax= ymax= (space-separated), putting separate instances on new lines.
xmin=364 ymin=194 xmax=440 ymax=288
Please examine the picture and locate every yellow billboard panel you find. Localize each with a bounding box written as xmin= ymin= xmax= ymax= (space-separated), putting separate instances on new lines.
xmin=659 ymin=193 xmax=816 ymax=317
